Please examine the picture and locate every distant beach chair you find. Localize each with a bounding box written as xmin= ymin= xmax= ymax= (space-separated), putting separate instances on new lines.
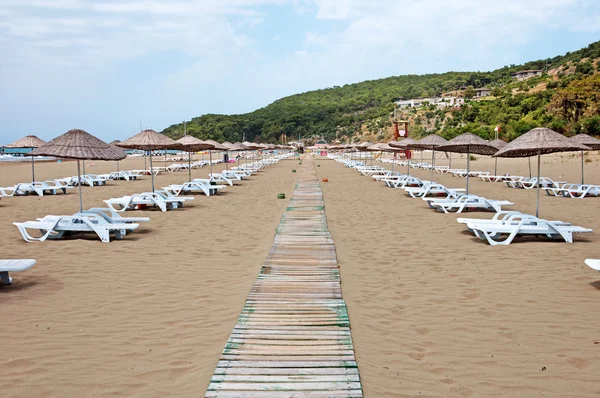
xmin=545 ymin=184 xmax=600 ymax=198
xmin=426 ymin=194 xmax=513 ymax=214
xmin=404 ymin=183 xmax=465 ymax=199
xmin=81 ymin=207 xmax=150 ymax=224
xmin=466 ymin=218 xmax=592 ymax=245
xmin=14 ymin=215 xmax=139 ymax=242
xmin=208 ymin=173 xmax=234 ymax=186
xmin=584 ymin=259 xmax=600 ymax=271
xmin=31 ymin=180 xmax=73 ymax=195
xmin=0 ymin=259 xmax=36 ymax=285
xmin=104 ymin=192 xmax=190 ymax=212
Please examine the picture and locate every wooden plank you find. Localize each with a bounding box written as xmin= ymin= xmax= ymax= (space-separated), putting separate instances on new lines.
xmin=212 ymin=367 xmax=359 ymax=375
xmin=207 ymin=381 xmax=362 ymax=391
xmin=210 ymin=375 xmax=360 ymax=382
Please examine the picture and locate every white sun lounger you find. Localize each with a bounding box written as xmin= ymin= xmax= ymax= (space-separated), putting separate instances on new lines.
xmin=208 ymin=174 xmax=234 ymax=186
xmin=427 ymin=194 xmax=513 ymax=213
xmin=480 ymin=175 xmax=512 ymax=182
xmin=545 ymin=184 xmax=600 ymax=198
xmin=515 ymin=177 xmax=564 ymax=189
xmin=104 ymin=192 xmax=190 ymax=212
xmin=585 ymin=259 xmax=600 ymax=271
xmin=81 ymin=208 xmax=150 ymax=223
xmin=14 ymin=215 xmax=139 ymax=242
xmin=466 ymin=218 xmax=592 ymax=245
xmin=220 ymin=170 xmax=246 ymax=180
xmin=383 ymin=176 xmax=427 ymax=189
xmin=0 ymin=259 xmax=36 ymax=285
xmin=404 ymin=183 xmax=465 ymax=199
xmin=0 ymin=183 xmax=40 ymax=196
xmin=164 ymin=181 xmax=226 ymax=197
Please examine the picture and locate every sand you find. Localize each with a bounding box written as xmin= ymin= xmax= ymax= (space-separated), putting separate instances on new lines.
xmin=315 ymin=152 xmax=600 ymax=397
xmin=0 ymin=155 xmax=298 ymax=397
xmin=1 ymin=152 xmax=600 ymax=397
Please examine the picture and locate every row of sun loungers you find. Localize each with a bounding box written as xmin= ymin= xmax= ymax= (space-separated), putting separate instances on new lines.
xmin=13 ymin=155 xmax=293 ymax=244
xmin=381 ymin=158 xmax=600 ymax=199
xmin=5 ymin=154 xmax=294 ymax=285
xmin=329 ymin=154 xmax=593 ymax=245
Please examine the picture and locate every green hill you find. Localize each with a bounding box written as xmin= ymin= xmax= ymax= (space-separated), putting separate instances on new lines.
xmin=162 ymin=41 xmax=600 ymax=143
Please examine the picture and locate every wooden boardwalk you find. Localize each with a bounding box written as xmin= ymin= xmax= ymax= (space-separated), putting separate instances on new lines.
xmin=205 ymin=157 xmax=363 ymax=397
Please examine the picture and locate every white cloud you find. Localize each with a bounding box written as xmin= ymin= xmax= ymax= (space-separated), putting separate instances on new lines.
xmin=0 ymin=0 xmax=599 ymax=143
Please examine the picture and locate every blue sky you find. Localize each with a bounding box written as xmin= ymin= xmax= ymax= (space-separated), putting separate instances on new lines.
xmin=1 ymin=0 xmax=599 ymax=143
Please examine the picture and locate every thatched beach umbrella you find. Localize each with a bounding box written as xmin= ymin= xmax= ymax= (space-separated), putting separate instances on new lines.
xmin=5 ymin=135 xmax=47 ymax=182
xmin=176 ymin=136 xmax=214 ymax=182
xmin=367 ymin=143 xmax=404 ymax=173
xmin=488 ymin=139 xmax=508 ymax=176
xmin=389 ymin=138 xmax=418 ymax=176
xmin=28 ymin=129 xmax=125 ymax=212
xmin=117 ymin=129 xmax=178 ymax=192
xmin=108 ymin=140 xmax=125 ymax=172
xmin=411 ymin=134 xmax=448 ymax=182
xmin=354 ymin=141 xmax=374 ymax=164
xmin=203 ymin=139 xmax=228 ymax=174
xmin=243 ymin=141 xmax=261 ymax=165
xmin=494 ymin=127 xmax=590 ymax=217
xmin=229 ymin=142 xmax=250 ymax=164
xmin=569 ymin=133 xmax=600 ymax=184
xmin=437 ymin=133 xmax=498 ymax=194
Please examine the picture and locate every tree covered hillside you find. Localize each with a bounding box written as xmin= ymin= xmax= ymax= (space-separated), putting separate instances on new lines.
xmin=162 ymin=41 xmax=600 ymax=143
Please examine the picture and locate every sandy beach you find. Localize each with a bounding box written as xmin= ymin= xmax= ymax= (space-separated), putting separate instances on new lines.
xmin=1 ymin=152 xmax=600 ymax=397
xmin=1 ymin=155 xmax=298 ymax=397
xmin=316 ymin=152 xmax=600 ymax=397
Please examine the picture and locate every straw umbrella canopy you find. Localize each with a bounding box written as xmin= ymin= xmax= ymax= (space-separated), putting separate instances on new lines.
xmin=28 ymin=129 xmax=125 ymax=212
xmin=487 ymin=139 xmax=508 ymax=176
xmin=494 ymin=127 xmax=590 ymax=217
xmin=117 ymin=129 xmax=178 ymax=192
xmin=389 ymin=138 xmax=419 ymax=176
xmin=242 ymin=141 xmax=261 ymax=164
xmin=367 ymin=143 xmax=405 ymax=173
xmin=201 ymin=139 xmax=228 ymax=172
xmin=176 ymin=136 xmax=214 ymax=182
xmin=5 ymin=135 xmax=47 ymax=182
xmin=437 ymin=133 xmax=498 ymax=194
xmin=569 ymin=134 xmax=600 ymax=184
xmin=411 ymin=134 xmax=448 ymax=182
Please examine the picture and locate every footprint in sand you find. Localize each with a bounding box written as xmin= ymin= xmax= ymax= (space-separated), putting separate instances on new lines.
xmin=415 ymin=327 xmax=430 ymax=335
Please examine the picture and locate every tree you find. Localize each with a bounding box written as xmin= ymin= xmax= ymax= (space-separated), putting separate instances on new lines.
xmin=464 ymin=86 xmax=475 ymax=100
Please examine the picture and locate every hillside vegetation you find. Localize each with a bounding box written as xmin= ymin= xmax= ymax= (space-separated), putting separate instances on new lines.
xmin=162 ymin=41 xmax=600 ymax=144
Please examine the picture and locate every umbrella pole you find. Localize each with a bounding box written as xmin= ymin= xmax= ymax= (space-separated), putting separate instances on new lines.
xmin=188 ymin=149 xmax=192 ymax=182
xmin=77 ymin=160 xmax=83 ymax=212
xmin=82 ymin=160 xmax=86 ymax=175
xmin=431 ymin=149 xmax=435 ymax=182
xmin=466 ymin=147 xmax=470 ymax=195
xmin=536 ymin=152 xmax=541 ymax=218
xmin=528 ymin=157 xmax=532 ymax=178
xmin=31 ymin=150 xmax=35 ymax=182
xmin=581 ymin=150 xmax=585 ymax=185
xmin=407 ymin=152 xmax=411 ymax=177
xmin=391 ymin=153 xmax=395 ymax=174
xmin=226 ymin=151 xmax=229 ymax=171
xmin=449 ymin=152 xmax=452 ymax=169
xmin=209 ymin=150 xmax=213 ymax=176
xmin=150 ymin=151 xmax=155 ymax=193
xmin=494 ymin=157 xmax=498 ymax=176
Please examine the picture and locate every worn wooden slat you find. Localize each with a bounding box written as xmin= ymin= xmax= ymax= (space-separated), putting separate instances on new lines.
xmin=206 ymin=390 xmax=363 ymax=397
xmin=212 ymin=367 xmax=359 ymax=375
